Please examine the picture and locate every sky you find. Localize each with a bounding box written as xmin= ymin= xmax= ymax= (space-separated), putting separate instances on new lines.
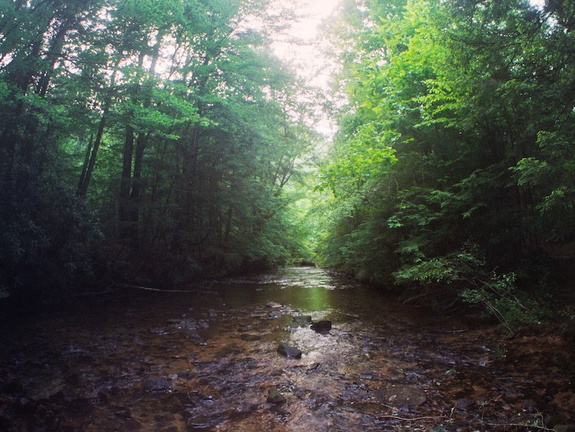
xmin=269 ymin=0 xmax=341 ymax=138
xmin=271 ymin=0 xmax=340 ymax=90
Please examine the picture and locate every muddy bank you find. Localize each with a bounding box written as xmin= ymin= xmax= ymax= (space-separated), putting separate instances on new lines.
xmin=0 ymin=267 xmax=574 ymax=431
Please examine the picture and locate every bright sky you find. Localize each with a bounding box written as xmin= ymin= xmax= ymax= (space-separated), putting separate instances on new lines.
xmin=269 ymin=0 xmax=341 ymax=138
xmin=271 ymin=0 xmax=340 ymax=89
xmin=288 ymin=0 xmax=340 ymax=39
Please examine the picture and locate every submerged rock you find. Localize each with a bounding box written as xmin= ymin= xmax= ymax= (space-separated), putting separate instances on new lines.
xmin=454 ymin=397 xmax=473 ymax=411
xmin=291 ymin=315 xmax=312 ymax=328
xmin=374 ymin=384 xmax=427 ymax=408
xmin=25 ymin=377 xmax=64 ymax=401
xmin=142 ymin=377 xmax=173 ymax=392
xmin=277 ymin=343 xmax=302 ymax=359
xmin=311 ymin=320 xmax=332 ymax=333
xmin=523 ymin=399 xmax=537 ymax=413
xmin=267 ymin=387 xmax=287 ymax=404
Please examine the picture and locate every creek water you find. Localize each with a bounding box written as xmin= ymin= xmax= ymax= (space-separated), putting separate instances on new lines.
xmin=0 ymin=266 xmax=573 ymax=431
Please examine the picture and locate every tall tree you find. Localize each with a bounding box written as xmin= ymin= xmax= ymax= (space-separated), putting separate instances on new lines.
xmin=319 ymin=0 xmax=575 ymax=324
xmin=0 ymin=0 xmax=316 ymax=298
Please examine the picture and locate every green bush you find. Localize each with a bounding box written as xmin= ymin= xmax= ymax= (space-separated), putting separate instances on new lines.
xmin=394 ymin=245 xmax=550 ymax=332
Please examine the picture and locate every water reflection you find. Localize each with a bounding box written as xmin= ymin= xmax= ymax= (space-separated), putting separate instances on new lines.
xmin=1 ymin=266 xmax=571 ymax=432
xmin=219 ymin=267 xmax=399 ymax=318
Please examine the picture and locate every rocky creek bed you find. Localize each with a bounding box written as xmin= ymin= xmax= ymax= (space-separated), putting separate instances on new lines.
xmin=0 ymin=267 xmax=574 ymax=431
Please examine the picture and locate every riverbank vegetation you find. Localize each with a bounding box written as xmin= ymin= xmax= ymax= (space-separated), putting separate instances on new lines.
xmin=316 ymin=0 xmax=575 ymax=328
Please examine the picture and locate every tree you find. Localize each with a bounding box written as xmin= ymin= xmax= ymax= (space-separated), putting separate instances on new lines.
xmin=0 ymin=0 xmax=316 ymax=299
xmin=319 ymin=0 xmax=574 ymax=325
xmin=0 ymin=0 xmax=106 ymax=300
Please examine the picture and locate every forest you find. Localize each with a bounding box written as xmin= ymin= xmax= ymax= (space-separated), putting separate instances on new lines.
xmin=0 ymin=0 xmax=320 ymax=302
xmin=1 ymin=0 xmax=575 ymax=329
xmin=317 ymin=0 xmax=575 ymax=329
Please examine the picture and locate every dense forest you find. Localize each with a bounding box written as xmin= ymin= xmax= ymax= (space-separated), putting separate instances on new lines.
xmin=317 ymin=0 xmax=575 ymax=329
xmin=1 ymin=0 xmax=575 ymax=329
xmin=0 ymin=0 xmax=321 ymax=302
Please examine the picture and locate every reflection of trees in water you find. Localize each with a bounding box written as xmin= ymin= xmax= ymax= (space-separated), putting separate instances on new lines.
xmin=0 ymin=267 xmax=572 ymax=431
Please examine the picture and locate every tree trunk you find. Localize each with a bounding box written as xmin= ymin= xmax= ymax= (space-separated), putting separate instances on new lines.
xmin=127 ymin=132 xmax=148 ymax=249
xmin=77 ymin=102 xmax=109 ymax=198
xmin=118 ymin=125 xmax=135 ymax=242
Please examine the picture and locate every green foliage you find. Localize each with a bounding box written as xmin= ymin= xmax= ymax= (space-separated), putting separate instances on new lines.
xmin=395 ymin=246 xmax=550 ymax=332
xmin=0 ymin=0 xmax=316 ymax=299
xmin=0 ymin=172 xmax=104 ymax=300
xmin=460 ymin=271 xmax=549 ymax=333
xmin=318 ymin=0 xmax=575 ymax=321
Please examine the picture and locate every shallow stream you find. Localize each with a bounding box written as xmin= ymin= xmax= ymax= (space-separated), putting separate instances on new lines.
xmin=1 ymin=267 xmax=573 ymax=431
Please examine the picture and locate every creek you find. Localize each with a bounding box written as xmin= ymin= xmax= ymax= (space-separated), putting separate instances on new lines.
xmin=0 ymin=266 xmax=573 ymax=431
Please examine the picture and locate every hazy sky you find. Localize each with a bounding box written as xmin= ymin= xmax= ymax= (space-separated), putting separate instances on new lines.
xmin=271 ymin=0 xmax=339 ymax=89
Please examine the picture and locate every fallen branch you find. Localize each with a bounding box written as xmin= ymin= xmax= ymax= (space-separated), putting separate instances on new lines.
xmin=118 ymin=283 xmax=200 ymax=293
xmin=66 ymin=289 xmax=113 ymax=298
xmin=402 ymin=291 xmax=430 ymax=305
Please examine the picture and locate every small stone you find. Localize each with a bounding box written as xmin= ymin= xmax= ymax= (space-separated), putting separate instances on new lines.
xmin=277 ymin=343 xmax=302 ymax=359
xmin=306 ymin=363 xmax=321 ymax=374
xmin=177 ymin=370 xmax=193 ymax=380
xmin=182 ymin=319 xmax=201 ymax=330
xmin=166 ymin=319 xmax=183 ymax=327
xmin=360 ymin=371 xmax=373 ymax=380
xmin=267 ymin=387 xmax=286 ymax=404
xmin=268 ymin=311 xmax=282 ymax=319
xmin=266 ymin=302 xmax=282 ymax=308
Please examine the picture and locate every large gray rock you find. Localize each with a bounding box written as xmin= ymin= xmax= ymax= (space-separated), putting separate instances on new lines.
xmin=291 ymin=315 xmax=312 ymax=328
